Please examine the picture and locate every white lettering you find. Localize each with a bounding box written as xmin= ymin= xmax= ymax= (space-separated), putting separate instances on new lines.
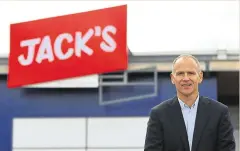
xmin=36 ymin=36 xmax=54 ymax=64
xmin=19 ymin=38 xmax=41 ymax=66
xmin=75 ymin=29 xmax=94 ymax=57
xmin=54 ymin=33 xmax=74 ymax=60
xmin=94 ymin=26 xmax=101 ymax=36
xmin=17 ymin=25 xmax=118 ymax=66
xmin=100 ymin=25 xmax=117 ymax=52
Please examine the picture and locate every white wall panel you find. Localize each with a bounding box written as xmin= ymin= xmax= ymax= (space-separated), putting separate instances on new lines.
xmin=12 ymin=148 xmax=87 ymax=151
xmin=87 ymin=117 xmax=148 ymax=148
xmin=23 ymin=75 xmax=99 ymax=88
xmin=12 ymin=118 xmax=87 ymax=148
xmin=88 ymin=149 xmax=142 ymax=151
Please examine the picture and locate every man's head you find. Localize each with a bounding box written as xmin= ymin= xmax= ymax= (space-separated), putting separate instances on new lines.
xmin=170 ymin=54 xmax=203 ymax=98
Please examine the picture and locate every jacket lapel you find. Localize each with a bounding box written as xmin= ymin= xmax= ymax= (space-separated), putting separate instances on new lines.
xmin=191 ymin=96 xmax=211 ymax=151
xmin=168 ymin=97 xmax=190 ymax=151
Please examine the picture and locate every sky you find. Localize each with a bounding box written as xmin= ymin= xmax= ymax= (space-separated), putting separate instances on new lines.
xmin=0 ymin=0 xmax=239 ymax=57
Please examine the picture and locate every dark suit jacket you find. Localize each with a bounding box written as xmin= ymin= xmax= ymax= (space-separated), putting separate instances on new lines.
xmin=144 ymin=96 xmax=235 ymax=151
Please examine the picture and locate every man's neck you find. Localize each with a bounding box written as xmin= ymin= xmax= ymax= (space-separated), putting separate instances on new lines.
xmin=177 ymin=92 xmax=199 ymax=107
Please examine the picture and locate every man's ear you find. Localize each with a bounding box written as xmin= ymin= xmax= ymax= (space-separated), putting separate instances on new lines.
xmin=198 ymin=71 xmax=203 ymax=84
xmin=170 ymin=73 xmax=175 ymax=84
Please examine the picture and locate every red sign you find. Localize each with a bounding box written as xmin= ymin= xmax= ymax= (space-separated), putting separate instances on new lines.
xmin=8 ymin=5 xmax=128 ymax=88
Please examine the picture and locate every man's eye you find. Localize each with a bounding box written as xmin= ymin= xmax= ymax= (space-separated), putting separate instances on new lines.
xmin=177 ymin=72 xmax=184 ymax=75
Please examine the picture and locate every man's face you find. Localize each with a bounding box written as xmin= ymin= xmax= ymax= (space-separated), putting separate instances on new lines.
xmin=170 ymin=57 xmax=203 ymax=97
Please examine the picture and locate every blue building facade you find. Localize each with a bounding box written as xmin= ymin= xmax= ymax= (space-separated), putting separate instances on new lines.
xmin=0 ymin=75 xmax=217 ymax=150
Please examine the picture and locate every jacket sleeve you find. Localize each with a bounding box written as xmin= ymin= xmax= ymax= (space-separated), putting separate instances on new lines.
xmin=217 ymin=106 xmax=236 ymax=151
xmin=144 ymin=108 xmax=164 ymax=151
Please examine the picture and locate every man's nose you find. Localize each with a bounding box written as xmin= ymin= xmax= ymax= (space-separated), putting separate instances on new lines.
xmin=183 ymin=73 xmax=190 ymax=80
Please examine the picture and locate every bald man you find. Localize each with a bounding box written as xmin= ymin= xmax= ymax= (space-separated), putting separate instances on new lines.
xmin=144 ymin=54 xmax=235 ymax=151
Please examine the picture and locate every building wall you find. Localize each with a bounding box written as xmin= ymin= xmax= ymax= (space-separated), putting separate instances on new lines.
xmin=0 ymin=75 xmax=217 ymax=150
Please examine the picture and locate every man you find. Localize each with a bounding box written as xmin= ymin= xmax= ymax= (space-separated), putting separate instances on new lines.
xmin=144 ymin=54 xmax=235 ymax=151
